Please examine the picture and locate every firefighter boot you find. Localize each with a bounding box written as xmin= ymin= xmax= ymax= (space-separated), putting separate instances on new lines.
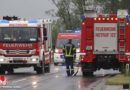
xmin=70 ymin=69 xmax=74 ymax=76
xmin=66 ymin=69 xmax=71 ymax=76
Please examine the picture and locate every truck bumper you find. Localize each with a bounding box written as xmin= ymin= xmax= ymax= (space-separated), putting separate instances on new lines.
xmin=54 ymin=53 xmax=81 ymax=63
xmin=54 ymin=53 xmax=65 ymax=63
xmin=0 ymin=56 xmax=40 ymax=64
xmin=81 ymin=62 xmax=94 ymax=72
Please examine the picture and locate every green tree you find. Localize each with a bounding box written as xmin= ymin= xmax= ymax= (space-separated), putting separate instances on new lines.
xmin=52 ymin=0 xmax=73 ymax=29
xmin=96 ymin=0 xmax=130 ymax=14
xmin=51 ymin=0 xmax=85 ymax=29
xmin=95 ymin=0 xmax=120 ymax=14
xmin=51 ymin=19 xmax=62 ymax=48
xmin=120 ymin=0 xmax=130 ymax=13
xmin=71 ymin=0 xmax=85 ymax=16
xmin=46 ymin=0 xmax=85 ymax=46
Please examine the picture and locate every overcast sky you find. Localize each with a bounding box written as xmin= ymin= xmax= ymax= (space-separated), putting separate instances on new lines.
xmin=0 ymin=0 xmax=56 ymax=19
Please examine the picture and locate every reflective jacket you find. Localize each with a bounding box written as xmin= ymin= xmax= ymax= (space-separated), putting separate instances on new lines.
xmin=63 ymin=43 xmax=76 ymax=57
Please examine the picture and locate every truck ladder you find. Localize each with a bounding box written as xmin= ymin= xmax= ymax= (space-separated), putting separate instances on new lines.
xmin=118 ymin=18 xmax=126 ymax=61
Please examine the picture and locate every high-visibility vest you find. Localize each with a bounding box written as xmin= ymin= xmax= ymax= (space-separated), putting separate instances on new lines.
xmin=63 ymin=43 xmax=76 ymax=57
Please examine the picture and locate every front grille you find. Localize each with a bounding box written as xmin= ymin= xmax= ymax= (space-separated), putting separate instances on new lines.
xmin=6 ymin=49 xmax=30 ymax=54
xmin=10 ymin=60 xmax=24 ymax=63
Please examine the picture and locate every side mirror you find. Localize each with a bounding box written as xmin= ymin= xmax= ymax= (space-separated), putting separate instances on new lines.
xmin=38 ymin=38 xmax=40 ymax=42
xmin=43 ymin=28 xmax=47 ymax=36
xmin=44 ymin=36 xmax=47 ymax=40
xmin=43 ymin=24 xmax=47 ymax=41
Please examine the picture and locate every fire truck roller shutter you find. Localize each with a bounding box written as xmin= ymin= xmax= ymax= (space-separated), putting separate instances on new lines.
xmin=94 ymin=23 xmax=118 ymax=54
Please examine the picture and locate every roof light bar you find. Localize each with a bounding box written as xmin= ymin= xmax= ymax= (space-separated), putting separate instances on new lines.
xmin=73 ymin=30 xmax=80 ymax=33
xmin=1 ymin=20 xmax=9 ymax=23
xmin=29 ymin=20 xmax=38 ymax=23
xmin=82 ymin=15 xmax=86 ymax=22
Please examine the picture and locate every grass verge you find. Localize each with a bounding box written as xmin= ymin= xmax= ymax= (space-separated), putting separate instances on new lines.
xmin=106 ymin=74 xmax=130 ymax=85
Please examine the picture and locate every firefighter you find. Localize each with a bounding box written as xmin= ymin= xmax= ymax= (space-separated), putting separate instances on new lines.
xmin=63 ymin=39 xmax=76 ymax=76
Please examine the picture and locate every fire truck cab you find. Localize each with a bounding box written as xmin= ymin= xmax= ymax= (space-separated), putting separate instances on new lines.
xmin=0 ymin=18 xmax=53 ymax=74
xmin=80 ymin=10 xmax=130 ymax=76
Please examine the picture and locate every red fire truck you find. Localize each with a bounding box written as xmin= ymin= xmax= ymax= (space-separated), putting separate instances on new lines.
xmin=54 ymin=30 xmax=81 ymax=65
xmin=80 ymin=10 xmax=130 ymax=76
xmin=0 ymin=17 xmax=53 ymax=74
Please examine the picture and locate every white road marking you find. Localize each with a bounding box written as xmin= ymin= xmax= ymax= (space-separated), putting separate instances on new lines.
xmin=12 ymin=78 xmax=27 ymax=83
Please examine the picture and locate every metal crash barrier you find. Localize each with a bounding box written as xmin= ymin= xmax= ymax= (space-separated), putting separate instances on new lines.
xmin=126 ymin=63 xmax=130 ymax=76
xmin=123 ymin=84 xmax=130 ymax=90
xmin=123 ymin=63 xmax=130 ymax=90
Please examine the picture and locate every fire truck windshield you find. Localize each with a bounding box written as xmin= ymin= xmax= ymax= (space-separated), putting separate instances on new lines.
xmin=56 ymin=39 xmax=80 ymax=49
xmin=0 ymin=27 xmax=39 ymax=43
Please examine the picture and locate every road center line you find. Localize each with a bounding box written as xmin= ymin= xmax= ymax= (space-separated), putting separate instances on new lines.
xmin=12 ymin=78 xmax=27 ymax=83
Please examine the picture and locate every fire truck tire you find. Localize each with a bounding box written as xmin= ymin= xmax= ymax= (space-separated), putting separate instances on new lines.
xmin=35 ymin=61 xmax=44 ymax=74
xmin=0 ymin=68 xmax=5 ymax=74
xmin=36 ymin=67 xmax=44 ymax=74
xmin=54 ymin=63 xmax=58 ymax=66
xmin=8 ymin=68 xmax=14 ymax=74
xmin=62 ymin=63 xmax=65 ymax=66
xmin=82 ymin=72 xmax=87 ymax=76
xmin=44 ymin=64 xmax=50 ymax=73
xmin=119 ymin=63 xmax=125 ymax=73
xmin=82 ymin=71 xmax=93 ymax=76
xmin=87 ymin=72 xmax=93 ymax=76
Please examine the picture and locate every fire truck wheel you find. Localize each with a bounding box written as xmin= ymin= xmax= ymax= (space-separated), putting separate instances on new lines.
xmin=0 ymin=69 xmax=5 ymax=74
xmin=87 ymin=72 xmax=93 ymax=76
xmin=119 ymin=65 xmax=125 ymax=73
xmin=54 ymin=63 xmax=58 ymax=66
xmin=44 ymin=64 xmax=50 ymax=73
xmin=82 ymin=71 xmax=93 ymax=76
xmin=82 ymin=72 xmax=87 ymax=76
xmin=119 ymin=63 xmax=126 ymax=73
xmin=36 ymin=67 xmax=44 ymax=74
xmin=62 ymin=63 xmax=65 ymax=66
xmin=8 ymin=68 xmax=14 ymax=74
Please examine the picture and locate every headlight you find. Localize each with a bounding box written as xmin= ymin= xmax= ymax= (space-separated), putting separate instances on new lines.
xmin=0 ymin=49 xmax=5 ymax=54
xmin=86 ymin=45 xmax=92 ymax=50
xmin=32 ymin=58 xmax=37 ymax=62
xmin=55 ymin=49 xmax=59 ymax=53
xmin=0 ymin=58 xmax=4 ymax=62
xmin=76 ymin=49 xmax=80 ymax=53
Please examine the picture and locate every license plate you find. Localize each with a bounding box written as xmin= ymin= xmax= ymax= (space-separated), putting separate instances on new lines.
xmin=13 ymin=58 xmax=23 ymax=60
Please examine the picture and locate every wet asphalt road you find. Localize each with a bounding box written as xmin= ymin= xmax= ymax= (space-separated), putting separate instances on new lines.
xmin=0 ymin=65 xmax=120 ymax=90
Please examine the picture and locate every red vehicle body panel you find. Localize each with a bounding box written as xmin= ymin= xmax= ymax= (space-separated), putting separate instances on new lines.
xmin=58 ymin=33 xmax=81 ymax=39
xmin=80 ymin=15 xmax=130 ymax=63
xmin=0 ymin=23 xmax=50 ymax=64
